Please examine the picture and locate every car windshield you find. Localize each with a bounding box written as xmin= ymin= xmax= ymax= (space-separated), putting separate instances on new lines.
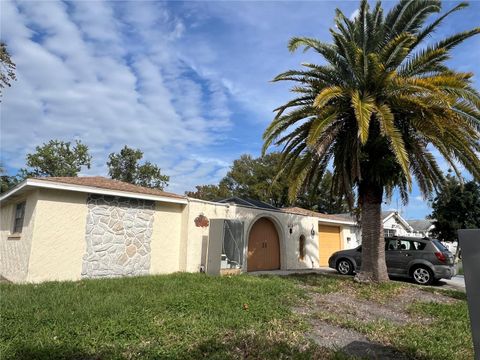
xmin=432 ymin=239 xmax=449 ymax=252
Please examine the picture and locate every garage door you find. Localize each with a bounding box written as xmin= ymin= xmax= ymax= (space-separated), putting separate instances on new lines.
xmin=318 ymin=225 xmax=341 ymax=266
xmin=247 ymin=217 xmax=280 ymax=271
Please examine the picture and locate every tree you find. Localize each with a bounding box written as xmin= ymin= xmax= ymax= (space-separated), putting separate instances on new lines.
xmin=0 ymin=165 xmax=19 ymax=194
xmin=221 ymin=153 xmax=290 ymax=207
xmin=19 ymin=140 xmax=92 ymax=178
xmin=263 ymin=0 xmax=480 ymax=282
xmin=186 ymin=152 xmax=349 ymax=213
xmin=185 ymin=184 xmax=231 ymax=201
xmin=429 ymin=175 xmax=480 ymax=242
xmin=295 ymin=171 xmax=349 ymax=214
xmin=107 ymin=146 xmax=169 ymax=190
xmin=0 ymin=42 xmax=16 ymax=98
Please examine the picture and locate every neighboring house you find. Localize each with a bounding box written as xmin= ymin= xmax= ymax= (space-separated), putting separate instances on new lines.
xmin=335 ymin=211 xmax=436 ymax=240
xmin=0 ymin=177 xmax=358 ymax=283
xmin=381 ymin=211 xmax=415 ymax=237
xmin=406 ymin=219 xmax=435 ymax=238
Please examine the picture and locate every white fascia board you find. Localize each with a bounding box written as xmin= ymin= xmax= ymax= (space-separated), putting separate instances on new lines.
xmin=394 ymin=214 xmax=414 ymax=232
xmin=0 ymin=180 xmax=29 ymax=202
xmin=0 ymin=179 xmax=188 ymax=205
xmin=187 ymin=197 xmax=230 ymax=207
xmin=382 ymin=212 xmax=395 ymax=223
xmin=318 ymin=219 xmax=357 ymax=226
xmin=382 ymin=212 xmax=413 ymax=232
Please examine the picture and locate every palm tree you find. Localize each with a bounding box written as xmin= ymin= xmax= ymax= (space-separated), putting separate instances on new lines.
xmin=263 ymin=0 xmax=480 ymax=282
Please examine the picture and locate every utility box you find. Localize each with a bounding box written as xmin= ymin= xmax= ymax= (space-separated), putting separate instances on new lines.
xmin=458 ymin=229 xmax=480 ymax=359
xmin=206 ymin=219 xmax=244 ymax=275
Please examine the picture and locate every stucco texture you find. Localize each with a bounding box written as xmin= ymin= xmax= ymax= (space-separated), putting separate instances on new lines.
xmin=184 ymin=200 xmax=231 ymax=272
xmin=150 ymin=202 xmax=185 ymax=274
xmin=234 ymin=206 xmax=321 ymax=270
xmin=27 ymin=189 xmax=88 ymax=282
xmin=0 ymin=190 xmax=38 ymax=282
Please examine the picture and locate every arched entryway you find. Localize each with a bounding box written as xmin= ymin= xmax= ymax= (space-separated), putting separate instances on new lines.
xmin=247 ymin=217 xmax=280 ymax=271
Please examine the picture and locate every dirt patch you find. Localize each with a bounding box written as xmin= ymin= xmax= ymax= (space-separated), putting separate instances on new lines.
xmin=396 ymin=286 xmax=457 ymax=306
xmin=294 ymin=279 xmax=458 ymax=359
xmin=315 ymin=292 xmax=411 ymax=324
xmin=310 ymin=285 xmax=457 ymax=325
xmin=305 ymin=315 xmax=410 ymax=359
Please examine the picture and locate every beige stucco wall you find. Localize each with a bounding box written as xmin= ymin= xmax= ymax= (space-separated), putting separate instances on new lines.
xmin=184 ymin=199 xmax=231 ymax=272
xmin=150 ymin=202 xmax=185 ymax=274
xmin=2 ymin=186 xmax=361 ymax=283
xmin=27 ymin=189 xmax=88 ymax=282
xmin=339 ymin=224 xmax=361 ymax=249
xmin=183 ymin=199 xmax=360 ymax=272
xmin=234 ymin=206 xmax=321 ymax=270
xmin=0 ymin=190 xmax=39 ymax=282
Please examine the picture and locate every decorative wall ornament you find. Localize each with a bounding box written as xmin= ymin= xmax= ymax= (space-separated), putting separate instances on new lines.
xmin=194 ymin=214 xmax=209 ymax=228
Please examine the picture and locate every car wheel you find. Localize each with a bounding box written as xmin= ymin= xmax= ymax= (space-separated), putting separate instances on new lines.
xmin=336 ymin=259 xmax=354 ymax=275
xmin=411 ymin=266 xmax=434 ymax=285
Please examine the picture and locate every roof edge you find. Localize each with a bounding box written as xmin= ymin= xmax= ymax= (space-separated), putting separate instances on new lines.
xmin=0 ymin=178 xmax=188 ymax=205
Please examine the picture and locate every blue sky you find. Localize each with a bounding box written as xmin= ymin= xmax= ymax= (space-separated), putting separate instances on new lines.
xmin=1 ymin=0 xmax=479 ymax=219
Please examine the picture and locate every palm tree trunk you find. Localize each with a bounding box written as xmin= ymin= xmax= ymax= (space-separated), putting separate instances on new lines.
xmin=355 ymin=182 xmax=389 ymax=283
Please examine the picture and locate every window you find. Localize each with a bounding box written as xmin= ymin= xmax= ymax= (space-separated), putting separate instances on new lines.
xmin=384 ymin=229 xmax=396 ymax=237
xmin=12 ymin=202 xmax=26 ymax=234
xmin=398 ymin=240 xmax=412 ymax=250
xmin=221 ymin=220 xmax=244 ymax=269
xmin=432 ymin=239 xmax=449 ymax=252
xmin=386 ymin=239 xmax=399 ymax=251
xmin=412 ymin=241 xmax=427 ymax=251
xmin=299 ymin=235 xmax=306 ymax=260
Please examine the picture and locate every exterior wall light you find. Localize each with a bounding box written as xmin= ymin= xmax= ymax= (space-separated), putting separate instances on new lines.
xmin=288 ymin=222 xmax=294 ymax=235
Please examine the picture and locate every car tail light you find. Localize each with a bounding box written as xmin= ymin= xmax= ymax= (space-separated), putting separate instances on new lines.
xmin=435 ymin=252 xmax=446 ymax=263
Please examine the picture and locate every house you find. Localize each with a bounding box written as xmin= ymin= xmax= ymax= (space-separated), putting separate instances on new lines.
xmin=0 ymin=176 xmax=359 ymax=283
xmin=381 ymin=211 xmax=415 ymax=237
xmin=406 ymin=219 xmax=435 ymax=238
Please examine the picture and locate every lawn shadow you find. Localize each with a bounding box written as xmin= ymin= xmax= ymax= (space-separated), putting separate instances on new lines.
xmin=341 ymin=341 xmax=410 ymax=360
xmin=4 ymin=344 xmax=110 ymax=360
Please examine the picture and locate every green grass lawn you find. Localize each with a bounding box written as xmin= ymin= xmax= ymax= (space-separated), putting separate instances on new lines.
xmin=0 ymin=273 xmax=473 ymax=360
xmin=0 ymin=273 xmax=330 ymax=360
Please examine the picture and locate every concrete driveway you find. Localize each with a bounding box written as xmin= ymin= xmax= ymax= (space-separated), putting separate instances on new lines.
xmin=441 ymin=275 xmax=465 ymax=291
xmin=250 ymin=267 xmax=466 ymax=291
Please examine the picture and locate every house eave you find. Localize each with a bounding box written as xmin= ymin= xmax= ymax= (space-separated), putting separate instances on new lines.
xmin=0 ymin=178 xmax=188 ymax=205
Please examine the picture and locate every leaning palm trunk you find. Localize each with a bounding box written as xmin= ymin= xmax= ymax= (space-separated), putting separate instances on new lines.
xmin=355 ymin=182 xmax=389 ymax=282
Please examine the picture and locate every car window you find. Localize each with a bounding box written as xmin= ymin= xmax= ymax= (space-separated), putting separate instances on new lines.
xmin=398 ymin=240 xmax=412 ymax=250
xmin=385 ymin=239 xmax=398 ymax=251
xmin=412 ymin=241 xmax=427 ymax=250
xmin=432 ymin=239 xmax=449 ymax=252
xmin=385 ymin=239 xmax=422 ymax=251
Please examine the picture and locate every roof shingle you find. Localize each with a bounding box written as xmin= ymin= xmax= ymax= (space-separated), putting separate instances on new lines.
xmin=281 ymin=207 xmax=356 ymax=223
xmin=36 ymin=176 xmax=185 ymax=199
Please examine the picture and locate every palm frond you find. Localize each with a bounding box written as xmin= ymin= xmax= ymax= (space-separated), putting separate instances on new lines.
xmin=351 ymin=91 xmax=375 ymax=143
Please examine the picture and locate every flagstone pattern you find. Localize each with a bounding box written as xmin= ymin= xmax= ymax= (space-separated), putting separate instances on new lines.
xmin=82 ymin=194 xmax=154 ymax=278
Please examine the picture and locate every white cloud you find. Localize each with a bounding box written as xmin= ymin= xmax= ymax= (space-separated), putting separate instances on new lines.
xmin=1 ymin=0 xmax=233 ymax=193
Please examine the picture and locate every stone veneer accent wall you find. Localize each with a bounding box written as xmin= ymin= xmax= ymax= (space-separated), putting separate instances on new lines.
xmin=82 ymin=194 xmax=154 ymax=278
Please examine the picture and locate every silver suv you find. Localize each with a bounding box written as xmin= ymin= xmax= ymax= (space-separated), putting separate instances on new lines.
xmin=328 ymin=237 xmax=455 ymax=285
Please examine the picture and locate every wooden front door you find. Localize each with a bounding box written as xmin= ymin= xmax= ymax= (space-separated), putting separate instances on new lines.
xmin=318 ymin=224 xmax=341 ymax=266
xmin=247 ymin=218 xmax=280 ymax=271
